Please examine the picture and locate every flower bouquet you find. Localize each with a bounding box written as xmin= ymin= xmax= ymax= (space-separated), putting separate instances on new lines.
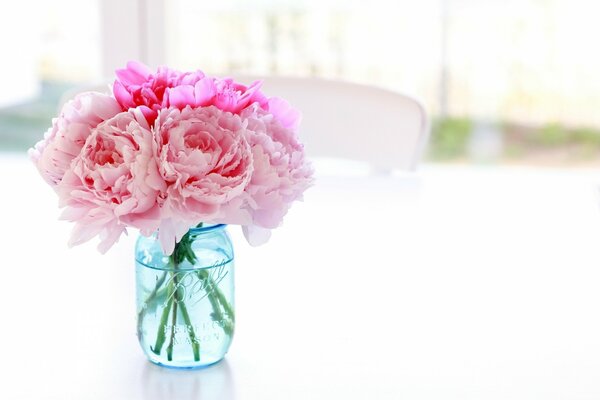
xmin=29 ymin=61 xmax=313 ymax=368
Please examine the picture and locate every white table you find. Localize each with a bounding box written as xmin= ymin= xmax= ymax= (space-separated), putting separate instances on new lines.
xmin=2 ymin=153 xmax=600 ymax=399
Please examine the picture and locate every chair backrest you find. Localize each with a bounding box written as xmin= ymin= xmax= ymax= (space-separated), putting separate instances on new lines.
xmin=242 ymin=76 xmax=429 ymax=171
xmin=60 ymin=77 xmax=429 ymax=171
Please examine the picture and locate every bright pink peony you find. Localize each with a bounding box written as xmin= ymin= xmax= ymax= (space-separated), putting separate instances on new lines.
xmin=114 ymin=61 xmax=274 ymax=118
xmin=211 ymin=78 xmax=267 ymax=113
xmin=113 ymin=61 xmax=206 ymax=124
xmin=29 ymin=92 xmax=122 ymax=186
xmin=154 ymin=106 xmax=254 ymax=254
xmin=166 ymin=77 xmax=267 ymax=114
xmin=265 ymin=97 xmax=301 ymax=131
xmin=240 ymin=105 xmax=313 ymax=245
xmin=57 ymin=109 xmax=166 ymax=253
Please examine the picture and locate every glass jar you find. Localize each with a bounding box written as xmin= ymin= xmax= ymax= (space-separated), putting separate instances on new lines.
xmin=135 ymin=224 xmax=235 ymax=369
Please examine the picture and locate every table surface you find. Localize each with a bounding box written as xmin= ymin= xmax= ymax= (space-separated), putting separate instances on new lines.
xmin=2 ymin=154 xmax=600 ymax=400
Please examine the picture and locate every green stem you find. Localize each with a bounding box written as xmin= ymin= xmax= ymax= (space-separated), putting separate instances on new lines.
xmin=201 ymin=269 xmax=235 ymax=321
xmin=213 ymin=282 xmax=235 ymax=322
xmin=178 ymin=299 xmax=200 ymax=361
xmin=172 ymin=257 xmax=202 ymax=361
xmin=137 ymin=271 xmax=167 ymax=338
xmin=151 ymin=260 xmax=176 ymax=356
xmin=152 ymin=240 xmax=203 ymax=361
xmin=148 ymin=222 xmax=234 ymax=361
xmin=151 ymin=289 xmax=173 ymax=355
xmin=166 ymin=272 xmax=178 ymax=361
xmin=197 ymin=269 xmax=235 ymax=336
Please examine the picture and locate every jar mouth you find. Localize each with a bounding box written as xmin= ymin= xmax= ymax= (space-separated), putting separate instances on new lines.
xmin=188 ymin=223 xmax=227 ymax=235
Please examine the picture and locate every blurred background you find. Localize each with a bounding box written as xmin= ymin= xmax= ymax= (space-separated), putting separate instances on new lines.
xmin=2 ymin=0 xmax=599 ymax=166
xmin=5 ymin=3 xmax=600 ymax=397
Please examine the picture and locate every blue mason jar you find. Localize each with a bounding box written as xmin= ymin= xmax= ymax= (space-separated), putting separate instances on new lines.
xmin=135 ymin=224 xmax=235 ymax=368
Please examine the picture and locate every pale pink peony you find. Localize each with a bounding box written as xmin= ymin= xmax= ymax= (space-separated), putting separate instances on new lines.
xmin=29 ymin=92 xmax=122 ymax=186
xmin=154 ymin=106 xmax=254 ymax=254
xmin=56 ymin=109 xmax=166 ymax=253
xmin=240 ymin=105 xmax=314 ymax=245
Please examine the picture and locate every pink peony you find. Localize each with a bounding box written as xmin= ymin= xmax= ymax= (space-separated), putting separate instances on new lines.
xmin=166 ymin=77 xmax=267 ymax=114
xmin=114 ymin=61 xmax=272 ymax=118
xmin=113 ymin=61 xmax=206 ymax=124
xmin=211 ymin=78 xmax=267 ymax=113
xmin=265 ymin=97 xmax=301 ymax=131
xmin=154 ymin=106 xmax=254 ymax=254
xmin=240 ymin=105 xmax=314 ymax=245
xmin=30 ymin=62 xmax=312 ymax=254
xmin=29 ymin=92 xmax=122 ymax=186
xmin=57 ymin=109 xmax=166 ymax=253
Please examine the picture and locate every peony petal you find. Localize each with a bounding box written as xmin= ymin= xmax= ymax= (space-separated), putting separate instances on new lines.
xmin=157 ymin=218 xmax=191 ymax=255
xmin=113 ymin=81 xmax=135 ymax=109
xmin=68 ymin=221 xmax=104 ymax=247
xmin=194 ymin=78 xmax=216 ymax=106
xmin=242 ymin=225 xmax=271 ymax=246
xmin=59 ymin=206 xmax=89 ymax=221
xmin=238 ymin=80 xmax=262 ymax=102
xmin=138 ymin=106 xmax=158 ymax=125
xmin=178 ymin=70 xmax=205 ymax=86
xmin=97 ymin=223 xmax=126 ymax=254
xmin=167 ymin=85 xmax=196 ymax=108
xmin=115 ymin=61 xmax=151 ymax=86
xmin=127 ymin=60 xmax=152 ymax=78
xmin=267 ymin=97 xmax=301 ymax=130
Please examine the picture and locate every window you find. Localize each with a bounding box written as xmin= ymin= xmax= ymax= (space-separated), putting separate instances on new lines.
xmin=0 ymin=0 xmax=101 ymax=150
xmin=5 ymin=0 xmax=600 ymax=164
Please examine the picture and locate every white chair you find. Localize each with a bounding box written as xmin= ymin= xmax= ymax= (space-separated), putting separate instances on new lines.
xmin=60 ymin=76 xmax=428 ymax=171
xmin=242 ymin=76 xmax=429 ymax=172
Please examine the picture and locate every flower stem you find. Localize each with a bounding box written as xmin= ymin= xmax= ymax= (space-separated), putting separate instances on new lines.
xmin=166 ymin=272 xmax=178 ymax=361
xmin=148 ymin=223 xmax=233 ymax=362
xmin=197 ymin=269 xmax=235 ymax=336
xmin=151 ymin=288 xmax=173 ymax=355
xmin=201 ymin=269 xmax=235 ymax=320
xmin=150 ymin=259 xmax=176 ymax=356
xmin=213 ymin=281 xmax=235 ymax=323
xmin=137 ymin=271 xmax=167 ymax=339
xmin=172 ymin=257 xmax=202 ymax=361
xmin=151 ymin=239 xmax=203 ymax=361
xmin=178 ymin=299 xmax=200 ymax=361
